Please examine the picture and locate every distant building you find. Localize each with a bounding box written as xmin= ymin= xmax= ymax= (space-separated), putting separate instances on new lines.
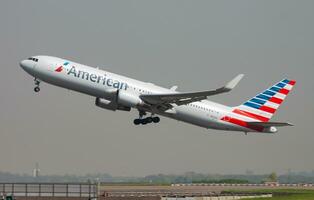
xmin=32 ymin=163 xmax=40 ymax=178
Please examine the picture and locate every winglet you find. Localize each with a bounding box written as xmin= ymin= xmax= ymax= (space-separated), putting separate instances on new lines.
xmin=224 ymin=74 xmax=244 ymax=91
xmin=170 ymin=86 xmax=178 ymax=91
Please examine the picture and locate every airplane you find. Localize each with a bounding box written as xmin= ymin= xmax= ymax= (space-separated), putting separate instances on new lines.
xmin=20 ymin=56 xmax=296 ymax=134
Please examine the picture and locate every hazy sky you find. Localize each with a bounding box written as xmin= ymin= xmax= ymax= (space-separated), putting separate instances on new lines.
xmin=1 ymin=0 xmax=313 ymax=176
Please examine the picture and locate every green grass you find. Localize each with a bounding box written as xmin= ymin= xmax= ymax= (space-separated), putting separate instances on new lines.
xmin=245 ymin=193 xmax=314 ymax=200
xmin=223 ymin=189 xmax=314 ymax=200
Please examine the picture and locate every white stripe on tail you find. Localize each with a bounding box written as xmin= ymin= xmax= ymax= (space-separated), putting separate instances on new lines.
xmin=233 ymin=79 xmax=296 ymax=122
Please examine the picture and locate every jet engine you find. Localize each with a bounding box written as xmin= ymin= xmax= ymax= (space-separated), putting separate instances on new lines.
xmin=95 ymin=90 xmax=143 ymax=111
xmin=117 ymin=90 xmax=144 ymax=108
xmin=95 ymin=97 xmax=130 ymax=111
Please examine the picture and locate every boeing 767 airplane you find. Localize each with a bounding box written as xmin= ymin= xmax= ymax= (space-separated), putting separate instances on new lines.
xmin=20 ymin=56 xmax=296 ymax=134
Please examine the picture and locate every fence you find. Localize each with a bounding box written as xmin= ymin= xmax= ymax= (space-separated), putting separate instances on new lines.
xmin=0 ymin=183 xmax=97 ymax=198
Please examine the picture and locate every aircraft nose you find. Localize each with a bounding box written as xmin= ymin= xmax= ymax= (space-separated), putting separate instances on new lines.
xmin=19 ymin=59 xmax=34 ymax=71
xmin=19 ymin=60 xmax=26 ymax=68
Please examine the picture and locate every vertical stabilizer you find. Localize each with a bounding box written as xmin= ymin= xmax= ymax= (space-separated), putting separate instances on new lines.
xmin=233 ymin=79 xmax=296 ymax=122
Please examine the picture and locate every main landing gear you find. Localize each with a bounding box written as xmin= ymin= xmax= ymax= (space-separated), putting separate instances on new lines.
xmin=133 ymin=111 xmax=160 ymax=125
xmin=34 ymin=78 xmax=41 ymax=93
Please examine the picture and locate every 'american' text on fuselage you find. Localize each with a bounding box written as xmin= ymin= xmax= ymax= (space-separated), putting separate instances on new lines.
xmin=67 ymin=66 xmax=128 ymax=90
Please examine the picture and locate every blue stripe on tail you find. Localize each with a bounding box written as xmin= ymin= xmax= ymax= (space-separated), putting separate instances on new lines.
xmin=276 ymin=82 xmax=286 ymax=88
xmin=250 ymin=98 xmax=266 ymax=105
xmin=256 ymin=94 xmax=271 ymax=100
xmin=244 ymin=102 xmax=261 ymax=109
xmin=263 ymin=90 xmax=276 ymax=96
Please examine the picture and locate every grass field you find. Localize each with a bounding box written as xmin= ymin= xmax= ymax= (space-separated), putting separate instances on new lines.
xmin=224 ymin=189 xmax=314 ymax=200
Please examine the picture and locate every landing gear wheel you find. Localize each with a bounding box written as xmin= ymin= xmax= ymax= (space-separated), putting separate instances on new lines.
xmin=146 ymin=117 xmax=153 ymax=123
xmin=152 ymin=117 xmax=160 ymax=123
xmin=34 ymin=78 xmax=41 ymax=93
xmin=133 ymin=119 xmax=141 ymax=125
xmin=141 ymin=118 xmax=147 ymax=125
xmin=34 ymin=86 xmax=40 ymax=93
xmin=133 ymin=111 xmax=159 ymax=125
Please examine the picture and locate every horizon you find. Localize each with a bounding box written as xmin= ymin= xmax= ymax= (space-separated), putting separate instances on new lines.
xmin=2 ymin=169 xmax=314 ymax=177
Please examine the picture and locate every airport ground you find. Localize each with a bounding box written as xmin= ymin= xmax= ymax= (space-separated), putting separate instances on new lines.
xmin=9 ymin=189 xmax=314 ymax=200
xmin=99 ymin=184 xmax=314 ymax=199
xmin=100 ymin=184 xmax=314 ymax=196
xmin=2 ymin=183 xmax=314 ymax=200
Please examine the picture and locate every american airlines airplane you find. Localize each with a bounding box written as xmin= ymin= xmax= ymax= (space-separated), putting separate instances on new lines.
xmin=20 ymin=56 xmax=296 ymax=134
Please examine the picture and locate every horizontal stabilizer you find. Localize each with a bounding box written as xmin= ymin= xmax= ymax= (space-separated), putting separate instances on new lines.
xmin=247 ymin=121 xmax=294 ymax=127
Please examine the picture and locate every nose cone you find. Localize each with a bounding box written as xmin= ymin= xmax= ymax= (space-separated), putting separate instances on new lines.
xmin=19 ymin=60 xmax=26 ymax=68
xmin=19 ymin=59 xmax=34 ymax=72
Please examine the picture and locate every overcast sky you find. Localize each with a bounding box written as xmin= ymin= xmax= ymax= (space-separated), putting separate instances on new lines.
xmin=0 ymin=0 xmax=313 ymax=176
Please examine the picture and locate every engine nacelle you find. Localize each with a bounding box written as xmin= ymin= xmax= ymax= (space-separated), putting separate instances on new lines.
xmin=264 ymin=126 xmax=278 ymax=133
xmin=95 ymin=98 xmax=130 ymax=111
xmin=117 ymin=90 xmax=144 ymax=108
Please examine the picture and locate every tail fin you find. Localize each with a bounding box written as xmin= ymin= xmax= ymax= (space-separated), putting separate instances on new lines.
xmin=233 ymin=79 xmax=296 ymax=122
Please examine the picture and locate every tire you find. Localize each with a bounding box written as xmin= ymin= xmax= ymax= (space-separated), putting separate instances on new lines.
xmin=146 ymin=117 xmax=153 ymax=123
xmin=141 ymin=119 xmax=147 ymax=125
xmin=133 ymin=119 xmax=141 ymax=125
xmin=34 ymin=87 xmax=40 ymax=92
xmin=152 ymin=117 xmax=160 ymax=123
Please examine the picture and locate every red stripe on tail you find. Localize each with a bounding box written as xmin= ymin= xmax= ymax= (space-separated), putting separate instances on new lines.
xmin=278 ymin=88 xmax=289 ymax=95
xmin=269 ymin=97 xmax=283 ymax=104
xmin=233 ymin=109 xmax=269 ymax=122
xmin=289 ymin=80 xmax=296 ymax=85
xmin=221 ymin=116 xmax=264 ymax=132
xmin=259 ymin=105 xmax=276 ymax=114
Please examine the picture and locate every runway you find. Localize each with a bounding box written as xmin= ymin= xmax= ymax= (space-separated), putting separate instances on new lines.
xmin=100 ymin=183 xmax=314 ymax=197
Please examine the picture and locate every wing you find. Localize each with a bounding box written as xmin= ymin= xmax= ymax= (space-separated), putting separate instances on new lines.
xmin=247 ymin=122 xmax=294 ymax=127
xmin=140 ymin=74 xmax=244 ymax=107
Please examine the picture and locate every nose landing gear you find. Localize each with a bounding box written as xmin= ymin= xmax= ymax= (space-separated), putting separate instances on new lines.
xmin=34 ymin=87 xmax=40 ymax=92
xmin=34 ymin=78 xmax=41 ymax=93
xmin=133 ymin=111 xmax=160 ymax=125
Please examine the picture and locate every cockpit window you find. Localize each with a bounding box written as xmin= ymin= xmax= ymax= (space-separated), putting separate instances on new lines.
xmin=27 ymin=57 xmax=38 ymax=62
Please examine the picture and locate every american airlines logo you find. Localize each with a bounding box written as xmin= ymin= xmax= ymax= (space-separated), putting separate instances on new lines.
xmin=55 ymin=66 xmax=63 ymax=72
xmin=67 ymin=66 xmax=129 ymax=90
xmin=55 ymin=62 xmax=70 ymax=72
